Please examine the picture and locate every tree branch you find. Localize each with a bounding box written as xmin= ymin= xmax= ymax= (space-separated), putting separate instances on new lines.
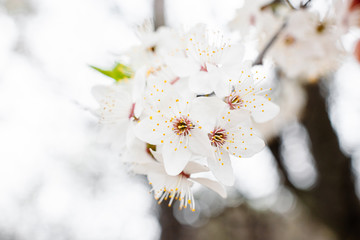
xmin=284 ymin=0 xmax=296 ymax=9
xmin=300 ymin=83 xmax=360 ymax=240
xmin=253 ymin=22 xmax=286 ymax=66
xmin=153 ymin=0 xmax=165 ymax=30
xmin=268 ymin=136 xmax=307 ymax=196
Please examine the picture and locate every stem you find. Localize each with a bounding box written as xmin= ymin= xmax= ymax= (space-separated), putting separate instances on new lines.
xmin=253 ymin=22 xmax=287 ymax=66
xmin=301 ymin=0 xmax=313 ymax=8
xmin=284 ymin=0 xmax=296 ymax=9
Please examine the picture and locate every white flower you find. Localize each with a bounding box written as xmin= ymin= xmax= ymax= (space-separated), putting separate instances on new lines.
xmin=229 ymin=0 xmax=285 ymax=43
xmin=92 ymin=83 xmax=138 ymax=150
xmin=134 ymin=86 xmax=210 ymax=176
xmin=334 ymin=0 xmax=360 ymax=31
xmin=138 ymin=149 xmax=226 ymax=211
xmin=221 ymin=64 xmax=280 ymax=123
xmin=191 ymin=97 xmax=266 ymax=185
xmin=166 ymin=24 xmax=245 ymax=95
xmin=269 ymin=10 xmax=344 ymax=80
xmin=128 ymin=20 xmax=184 ymax=70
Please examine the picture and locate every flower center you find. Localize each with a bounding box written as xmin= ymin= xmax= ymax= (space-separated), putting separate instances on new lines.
xmin=128 ymin=103 xmax=136 ymax=119
xmin=284 ymin=35 xmax=296 ymax=46
xmin=316 ymin=23 xmax=326 ymax=34
xmin=225 ymin=92 xmax=243 ymax=110
xmin=172 ymin=116 xmax=194 ymax=136
xmin=148 ymin=45 xmax=156 ymax=53
xmin=180 ymin=171 xmax=190 ymax=178
xmin=200 ymin=64 xmax=208 ymax=72
xmin=208 ymin=127 xmax=227 ymax=147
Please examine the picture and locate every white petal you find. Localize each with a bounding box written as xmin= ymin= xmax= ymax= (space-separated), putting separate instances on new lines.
xmin=247 ymin=96 xmax=280 ymax=123
xmin=147 ymin=171 xmax=168 ymax=188
xmin=165 ymin=56 xmax=199 ymax=77
xmin=207 ymin=150 xmax=234 ymax=186
xmin=188 ymin=128 xmax=213 ymax=157
xmin=219 ymin=108 xmax=252 ymax=130
xmin=92 ymin=85 xmax=131 ymax=105
xmin=132 ymin=66 xmax=147 ymax=102
xmin=234 ymin=63 xmax=254 ymax=93
xmin=134 ymin=115 xmax=169 ymax=145
xmin=191 ymin=177 xmax=227 ymax=198
xmin=190 ymin=97 xmax=226 ymax=131
xmin=183 ymin=161 xmax=209 ymax=174
xmin=220 ymin=44 xmax=245 ymax=76
xmin=188 ymin=71 xmax=215 ymax=95
xmin=149 ymin=148 xmax=164 ymax=163
xmin=204 ymin=64 xmax=232 ymax=98
xmin=225 ymin=128 xmax=265 ymax=158
xmin=162 ymin=138 xmax=192 ymax=175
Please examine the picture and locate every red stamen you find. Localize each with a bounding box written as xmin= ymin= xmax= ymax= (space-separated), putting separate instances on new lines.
xmin=170 ymin=77 xmax=180 ymax=85
xmin=180 ymin=171 xmax=190 ymax=178
xmin=128 ymin=103 xmax=135 ymax=119
xmin=200 ymin=65 xmax=208 ymax=72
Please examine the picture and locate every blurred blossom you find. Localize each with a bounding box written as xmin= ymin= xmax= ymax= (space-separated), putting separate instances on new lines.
xmin=228 ymin=0 xmax=286 ymax=46
xmin=269 ymin=9 xmax=345 ymax=80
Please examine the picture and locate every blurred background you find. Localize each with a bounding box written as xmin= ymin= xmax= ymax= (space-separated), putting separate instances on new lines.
xmin=1 ymin=0 xmax=360 ymax=239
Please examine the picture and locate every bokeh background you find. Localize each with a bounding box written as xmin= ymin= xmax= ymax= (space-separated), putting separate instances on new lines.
xmin=1 ymin=0 xmax=360 ymax=239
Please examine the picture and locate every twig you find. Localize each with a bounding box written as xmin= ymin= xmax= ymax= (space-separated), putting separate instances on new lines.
xmin=301 ymin=0 xmax=313 ymax=8
xmin=284 ymin=0 xmax=296 ymax=9
xmin=154 ymin=0 xmax=165 ymax=30
xmin=268 ymin=136 xmax=306 ymax=195
xmin=253 ymin=22 xmax=287 ymax=66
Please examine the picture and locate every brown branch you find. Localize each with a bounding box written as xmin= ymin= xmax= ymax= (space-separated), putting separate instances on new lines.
xmin=300 ymin=0 xmax=313 ymax=8
xmin=284 ymin=0 xmax=296 ymax=9
xmin=269 ymin=82 xmax=360 ymax=240
xmin=253 ymin=22 xmax=286 ymax=66
xmin=300 ymin=83 xmax=360 ymax=240
xmin=159 ymin=204 xmax=183 ymax=240
xmin=153 ymin=0 xmax=165 ymax=30
xmin=268 ymin=136 xmax=307 ymax=197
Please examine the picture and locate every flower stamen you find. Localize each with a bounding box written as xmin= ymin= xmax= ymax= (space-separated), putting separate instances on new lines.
xmin=208 ymin=127 xmax=227 ymax=147
xmin=172 ymin=116 xmax=194 ymax=136
xmin=225 ymin=92 xmax=244 ymax=110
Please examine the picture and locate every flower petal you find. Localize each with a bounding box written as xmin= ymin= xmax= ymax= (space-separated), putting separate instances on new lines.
xmin=134 ymin=115 xmax=169 ymax=145
xmin=204 ymin=64 xmax=232 ymax=98
xmin=162 ymin=138 xmax=192 ymax=175
xmin=188 ymin=128 xmax=213 ymax=157
xmin=191 ymin=177 xmax=227 ymax=198
xmin=190 ymin=97 xmax=226 ymax=132
xmin=207 ymin=150 xmax=234 ymax=186
xmin=220 ymin=44 xmax=245 ymax=76
xmin=225 ymin=127 xmax=265 ymax=158
xmin=183 ymin=161 xmax=209 ymax=174
xmin=165 ymin=56 xmax=199 ymax=77
xmin=188 ymin=71 xmax=216 ymax=95
xmin=246 ymin=96 xmax=280 ymax=123
xmin=219 ymin=108 xmax=252 ymax=130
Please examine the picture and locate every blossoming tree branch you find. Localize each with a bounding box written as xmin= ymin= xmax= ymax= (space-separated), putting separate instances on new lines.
xmin=90 ymin=0 xmax=360 ymax=216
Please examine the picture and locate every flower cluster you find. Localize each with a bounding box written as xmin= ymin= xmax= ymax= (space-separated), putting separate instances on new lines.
xmin=92 ymin=22 xmax=279 ymax=211
xmin=229 ymin=0 xmax=360 ymax=81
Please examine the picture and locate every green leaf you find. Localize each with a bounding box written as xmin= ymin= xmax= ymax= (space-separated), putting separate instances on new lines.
xmin=90 ymin=63 xmax=133 ymax=82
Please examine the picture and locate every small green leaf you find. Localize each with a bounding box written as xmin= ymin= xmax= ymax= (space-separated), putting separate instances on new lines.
xmin=91 ymin=63 xmax=133 ymax=82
